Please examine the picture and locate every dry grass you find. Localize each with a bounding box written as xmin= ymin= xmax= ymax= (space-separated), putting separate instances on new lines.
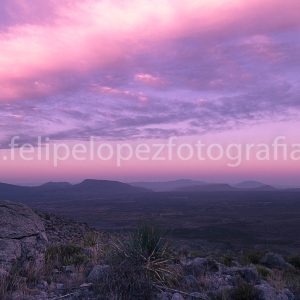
xmin=230 ymin=280 xmax=260 ymax=300
xmin=45 ymin=244 xmax=88 ymax=269
xmin=92 ymin=224 xmax=182 ymax=299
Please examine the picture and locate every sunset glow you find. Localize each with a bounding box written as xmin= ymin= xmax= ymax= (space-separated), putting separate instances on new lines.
xmin=0 ymin=0 xmax=300 ymax=184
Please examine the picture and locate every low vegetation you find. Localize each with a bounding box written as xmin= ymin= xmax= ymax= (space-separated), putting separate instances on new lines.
xmin=1 ymin=222 xmax=300 ymax=299
xmin=230 ymin=281 xmax=260 ymax=300
xmin=93 ymin=224 xmax=181 ymax=299
xmin=45 ymin=244 xmax=88 ymax=268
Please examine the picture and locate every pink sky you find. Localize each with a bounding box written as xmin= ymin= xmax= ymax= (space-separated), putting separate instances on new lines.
xmin=0 ymin=0 xmax=300 ymax=184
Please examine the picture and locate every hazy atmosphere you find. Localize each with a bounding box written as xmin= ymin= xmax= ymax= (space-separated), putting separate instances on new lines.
xmin=1 ymin=0 xmax=300 ymax=184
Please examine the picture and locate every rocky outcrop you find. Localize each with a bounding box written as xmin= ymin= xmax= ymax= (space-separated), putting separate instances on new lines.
xmin=260 ymin=253 xmax=294 ymax=270
xmin=0 ymin=200 xmax=48 ymax=273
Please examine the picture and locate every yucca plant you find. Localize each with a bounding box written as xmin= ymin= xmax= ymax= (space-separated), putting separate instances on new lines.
xmin=111 ymin=224 xmax=180 ymax=286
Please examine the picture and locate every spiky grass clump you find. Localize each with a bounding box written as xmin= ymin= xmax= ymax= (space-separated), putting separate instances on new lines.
xmin=112 ymin=225 xmax=178 ymax=285
xmin=83 ymin=231 xmax=99 ymax=248
xmin=93 ymin=225 xmax=181 ymax=299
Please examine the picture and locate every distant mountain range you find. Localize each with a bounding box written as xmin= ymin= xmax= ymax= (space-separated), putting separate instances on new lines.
xmin=131 ymin=179 xmax=207 ymax=192
xmin=0 ymin=180 xmax=149 ymax=203
xmin=131 ymin=179 xmax=278 ymax=192
xmin=0 ymin=179 xmax=299 ymax=204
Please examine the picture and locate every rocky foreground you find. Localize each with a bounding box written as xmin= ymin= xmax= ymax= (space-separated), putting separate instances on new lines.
xmin=0 ymin=200 xmax=299 ymax=300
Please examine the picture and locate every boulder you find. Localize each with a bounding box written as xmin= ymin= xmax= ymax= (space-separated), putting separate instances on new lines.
xmin=157 ymin=292 xmax=172 ymax=300
xmin=255 ymin=283 xmax=295 ymax=300
xmin=224 ymin=266 xmax=259 ymax=284
xmin=184 ymin=257 xmax=219 ymax=275
xmin=0 ymin=200 xmax=48 ymax=273
xmin=171 ymin=293 xmax=185 ymax=300
xmin=260 ymin=253 xmax=294 ymax=270
xmin=87 ymin=264 xmax=110 ymax=283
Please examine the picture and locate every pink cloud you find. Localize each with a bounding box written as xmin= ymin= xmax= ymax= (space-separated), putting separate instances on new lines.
xmin=0 ymin=0 xmax=299 ymax=101
xmin=92 ymin=85 xmax=148 ymax=102
xmin=134 ymin=73 xmax=165 ymax=88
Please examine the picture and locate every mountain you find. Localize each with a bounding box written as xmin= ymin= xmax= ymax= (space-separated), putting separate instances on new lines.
xmin=0 ymin=180 xmax=150 ymax=203
xmin=0 ymin=182 xmax=29 ymax=198
xmin=176 ymin=182 xmax=278 ymax=192
xmin=250 ymin=185 xmax=277 ymax=191
xmin=235 ymin=181 xmax=268 ymax=189
xmin=176 ymin=183 xmax=237 ymax=192
xmin=131 ymin=179 xmax=207 ymax=192
xmin=73 ymin=179 xmax=149 ymax=194
xmin=35 ymin=182 xmax=73 ymax=191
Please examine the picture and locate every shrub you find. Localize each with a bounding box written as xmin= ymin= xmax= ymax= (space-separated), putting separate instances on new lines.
xmin=111 ymin=224 xmax=177 ymax=285
xmin=243 ymin=251 xmax=264 ymax=265
xmin=287 ymin=255 xmax=300 ymax=269
xmin=279 ymin=269 xmax=300 ymax=297
xmin=83 ymin=231 xmax=99 ymax=247
xmin=222 ymin=255 xmax=234 ymax=267
xmin=45 ymin=244 xmax=88 ymax=268
xmin=256 ymin=265 xmax=272 ymax=279
xmin=93 ymin=264 xmax=153 ymax=300
xmin=230 ymin=281 xmax=260 ymax=300
xmin=94 ymin=225 xmax=180 ymax=299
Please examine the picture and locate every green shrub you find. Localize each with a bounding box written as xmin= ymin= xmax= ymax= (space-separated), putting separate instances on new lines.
xmin=243 ymin=251 xmax=264 ymax=265
xmin=287 ymin=255 xmax=300 ymax=269
xmin=93 ymin=264 xmax=153 ymax=300
xmin=98 ymin=225 xmax=180 ymax=299
xmin=45 ymin=244 xmax=88 ymax=268
xmin=230 ymin=281 xmax=260 ymax=300
xmin=112 ymin=225 xmax=177 ymax=284
xmin=256 ymin=265 xmax=271 ymax=279
xmin=222 ymin=255 xmax=234 ymax=267
xmin=83 ymin=231 xmax=99 ymax=247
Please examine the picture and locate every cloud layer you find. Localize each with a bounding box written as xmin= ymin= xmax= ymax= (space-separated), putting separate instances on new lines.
xmin=0 ymin=0 xmax=300 ymax=145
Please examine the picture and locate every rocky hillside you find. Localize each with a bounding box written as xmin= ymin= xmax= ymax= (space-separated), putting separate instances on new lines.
xmin=0 ymin=200 xmax=299 ymax=300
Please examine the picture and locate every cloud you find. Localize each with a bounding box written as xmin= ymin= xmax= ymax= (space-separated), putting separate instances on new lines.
xmin=0 ymin=0 xmax=299 ymax=146
xmin=0 ymin=0 xmax=299 ymax=101
xmin=134 ymin=73 xmax=165 ymax=88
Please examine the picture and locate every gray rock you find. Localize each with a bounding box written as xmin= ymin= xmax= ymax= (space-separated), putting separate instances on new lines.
xmin=87 ymin=264 xmax=110 ymax=282
xmin=156 ymin=292 xmax=172 ymax=300
xmin=256 ymin=283 xmax=295 ymax=300
xmin=225 ymin=266 xmax=259 ymax=284
xmin=80 ymin=282 xmax=93 ymax=289
xmin=63 ymin=265 xmax=76 ymax=273
xmin=0 ymin=200 xmax=48 ymax=273
xmin=171 ymin=293 xmax=185 ymax=300
xmin=56 ymin=283 xmax=64 ymax=290
xmin=260 ymin=253 xmax=294 ymax=270
xmin=185 ymin=257 xmax=219 ymax=275
xmin=187 ymin=292 xmax=209 ymax=299
xmin=36 ymin=280 xmax=48 ymax=290
xmin=11 ymin=291 xmax=25 ymax=300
